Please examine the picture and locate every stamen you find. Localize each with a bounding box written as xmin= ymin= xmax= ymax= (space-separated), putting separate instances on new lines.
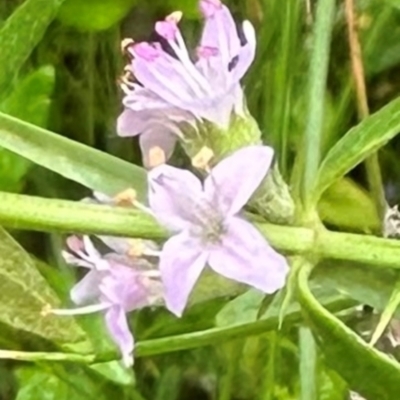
xmin=114 ymin=188 xmax=155 ymax=217
xmin=192 ymin=146 xmax=214 ymax=172
xmin=143 ymin=249 xmax=161 ymax=257
xmin=121 ymin=38 xmax=134 ymax=53
xmin=168 ymin=36 xmax=212 ymax=96
xmin=166 ymin=11 xmax=183 ymax=24
xmin=113 ymin=188 xmax=138 ymax=207
xmin=128 ymin=239 xmax=145 ymax=257
xmin=143 ymin=270 xmax=161 ymax=278
xmin=42 ymin=303 xmax=110 ymax=317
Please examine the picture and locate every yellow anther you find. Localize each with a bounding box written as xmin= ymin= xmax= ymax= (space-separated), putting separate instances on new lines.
xmin=121 ymin=38 xmax=134 ymax=53
xmin=148 ymin=146 xmax=166 ymax=168
xmin=166 ymin=11 xmax=183 ymax=23
xmin=41 ymin=304 xmax=52 ymax=317
xmin=191 ymin=146 xmax=214 ymax=171
xmin=113 ymin=188 xmax=137 ymax=207
xmin=128 ymin=239 xmax=145 ymax=258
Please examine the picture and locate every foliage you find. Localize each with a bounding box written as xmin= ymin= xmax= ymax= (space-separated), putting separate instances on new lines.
xmin=1 ymin=0 xmax=400 ymax=399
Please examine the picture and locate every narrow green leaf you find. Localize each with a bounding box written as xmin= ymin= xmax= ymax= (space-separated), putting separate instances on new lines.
xmin=0 ymin=227 xmax=90 ymax=352
xmin=369 ymin=278 xmax=400 ymax=346
xmin=314 ymin=97 xmax=400 ymax=202
xmin=0 ymin=0 xmax=65 ymax=97
xmin=298 ymin=263 xmax=400 ymax=399
xmin=0 ymin=112 xmax=147 ymax=200
xmin=278 ymin=256 xmax=302 ymax=328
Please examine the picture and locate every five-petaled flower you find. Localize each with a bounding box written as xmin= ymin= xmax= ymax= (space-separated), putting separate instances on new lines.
xmin=148 ymin=145 xmax=289 ymax=317
xmin=117 ymin=0 xmax=256 ymax=166
xmin=55 ymin=235 xmax=162 ymax=366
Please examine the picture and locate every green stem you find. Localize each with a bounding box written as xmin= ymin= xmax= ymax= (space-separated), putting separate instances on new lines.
xmin=0 ymin=349 xmax=94 ymax=363
xmin=299 ymin=327 xmax=317 ymax=400
xmin=301 ymin=0 xmax=336 ymax=211
xmin=0 ymin=296 xmax=354 ymax=364
xmin=0 ymin=191 xmax=166 ymax=238
xmin=135 ymin=297 xmax=353 ymax=359
xmin=260 ymin=331 xmax=278 ymax=400
xmin=1 ymin=192 xmax=400 ymax=270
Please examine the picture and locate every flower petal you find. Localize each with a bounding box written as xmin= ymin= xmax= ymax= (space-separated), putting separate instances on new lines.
xmin=70 ymin=270 xmax=102 ymax=305
xmin=204 ymin=146 xmax=274 ymax=215
xmin=160 ymin=232 xmax=208 ymax=316
xmin=208 ymin=217 xmax=288 ymax=293
xmin=148 ymin=164 xmax=203 ymax=231
xmin=231 ymin=21 xmax=256 ymax=82
xmin=132 ymin=45 xmax=201 ymax=106
xmin=99 ymin=262 xmax=149 ymax=311
xmin=200 ymin=2 xmax=241 ymax=67
xmin=105 ymin=306 xmax=135 ymax=367
xmin=117 ymin=109 xmax=142 ymax=137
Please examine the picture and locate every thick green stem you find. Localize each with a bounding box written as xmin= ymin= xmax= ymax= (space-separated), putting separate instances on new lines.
xmin=1 ymin=192 xmax=400 ymax=270
xmin=0 ymin=191 xmax=166 ymax=238
xmin=301 ymin=0 xmax=336 ymax=211
xmin=299 ymin=327 xmax=317 ymax=400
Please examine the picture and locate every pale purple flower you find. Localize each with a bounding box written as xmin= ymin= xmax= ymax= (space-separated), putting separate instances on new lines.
xmin=58 ymin=236 xmax=161 ymax=366
xmin=118 ymin=0 xmax=256 ymax=165
xmin=148 ymin=146 xmax=289 ymax=316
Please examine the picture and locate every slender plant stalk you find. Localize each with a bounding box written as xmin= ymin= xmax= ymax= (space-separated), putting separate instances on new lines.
xmin=1 ymin=191 xmax=400 ymax=269
xmin=0 ymin=295 xmax=354 ymax=364
xmin=301 ymin=0 xmax=336 ymax=212
xmin=299 ymin=326 xmax=317 ymax=400
xmin=345 ymin=0 xmax=386 ymax=220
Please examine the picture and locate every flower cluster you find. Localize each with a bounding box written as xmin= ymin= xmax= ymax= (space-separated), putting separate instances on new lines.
xmin=49 ymin=144 xmax=288 ymax=366
xmin=117 ymin=0 xmax=256 ymax=166
xmin=50 ymin=234 xmax=162 ymax=367
xmin=48 ymin=0 xmax=290 ymax=368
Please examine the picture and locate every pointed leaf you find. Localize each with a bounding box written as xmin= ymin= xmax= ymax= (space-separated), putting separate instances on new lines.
xmin=314 ymin=97 xmax=400 ymax=202
xmin=0 ymin=112 xmax=147 ymax=201
xmin=370 ymin=279 xmax=400 ymax=346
